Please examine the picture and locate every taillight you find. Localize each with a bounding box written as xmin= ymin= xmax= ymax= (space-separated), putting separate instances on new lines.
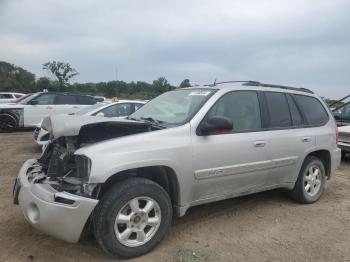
xmin=336 ymin=126 xmax=339 ymax=144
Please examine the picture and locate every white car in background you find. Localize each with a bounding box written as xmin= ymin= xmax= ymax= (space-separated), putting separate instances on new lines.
xmin=0 ymin=92 xmax=99 ymax=132
xmin=34 ymin=99 xmax=146 ymax=148
xmin=0 ymin=92 xmax=26 ymax=103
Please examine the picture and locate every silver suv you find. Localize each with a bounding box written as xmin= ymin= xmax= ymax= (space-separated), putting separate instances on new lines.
xmin=13 ymin=81 xmax=341 ymax=258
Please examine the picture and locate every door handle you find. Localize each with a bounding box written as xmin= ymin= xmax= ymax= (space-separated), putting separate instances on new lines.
xmin=46 ymin=106 xmax=53 ymax=109
xmin=254 ymin=141 xmax=266 ymax=147
xmin=301 ymin=137 xmax=311 ymax=143
xmin=72 ymin=106 xmax=79 ymax=109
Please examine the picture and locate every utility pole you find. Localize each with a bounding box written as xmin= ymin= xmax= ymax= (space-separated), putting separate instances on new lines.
xmin=115 ymin=66 xmax=118 ymax=82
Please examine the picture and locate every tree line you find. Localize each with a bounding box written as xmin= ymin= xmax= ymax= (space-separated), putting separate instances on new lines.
xmin=0 ymin=61 xmax=191 ymax=99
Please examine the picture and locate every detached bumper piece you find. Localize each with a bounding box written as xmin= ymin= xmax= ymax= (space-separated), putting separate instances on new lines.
xmin=14 ymin=159 xmax=98 ymax=243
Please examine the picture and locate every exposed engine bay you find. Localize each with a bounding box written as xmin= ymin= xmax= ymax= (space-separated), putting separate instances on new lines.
xmin=27 ymin=120 xmax=159 ymax=198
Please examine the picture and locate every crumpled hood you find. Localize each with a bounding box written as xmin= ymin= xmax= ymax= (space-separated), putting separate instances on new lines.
xmin=41 ymin=114 xmax=145 ymax=139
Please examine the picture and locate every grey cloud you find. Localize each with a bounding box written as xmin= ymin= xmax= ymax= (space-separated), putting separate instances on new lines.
xmin=0 ymin=0 xmax=349 ymax=98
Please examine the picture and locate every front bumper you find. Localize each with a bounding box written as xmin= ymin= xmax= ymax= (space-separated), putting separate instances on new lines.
xmin=338 ymin=142 xmax=350 ymax=153
xmin=14 ymin=159 xmax=98 ymax=243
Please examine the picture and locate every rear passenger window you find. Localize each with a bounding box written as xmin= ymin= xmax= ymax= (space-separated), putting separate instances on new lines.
xmin=77 ymin=95 xmax=95 ymax=105
xmin=286 ymin=94 xmax=303 ymax=126
xmin=265 ymin=92 xmax=292 ymax=128
xmin=206 ymin=91 xmax=261 ymax=132
xmin=295 ymin=95 xmax=329 ymax=126
xmin=54 ymin=94 xmax=77 ymax=105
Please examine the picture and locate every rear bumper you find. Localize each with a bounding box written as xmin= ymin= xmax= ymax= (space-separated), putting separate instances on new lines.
xmin=14 ymin=159 xmax=98 ymax=243
xmin=338 ymin=142 xmax=350 ymax=153
xmin=331 ymin=148 xmax=342 ymax=177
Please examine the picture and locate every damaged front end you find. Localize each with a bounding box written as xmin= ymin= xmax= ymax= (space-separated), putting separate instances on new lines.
xmin=33 ymin=137 xmax=94 ymax=198
xmin=29 ymin=119 xmax=156 ymax=198
xmin=14 ymin=119 xmax=158 ymax=242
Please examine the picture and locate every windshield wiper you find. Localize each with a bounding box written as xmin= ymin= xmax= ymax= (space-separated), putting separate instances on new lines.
xmin=128 ymin=117 xmax=139 ymax=121
xmin=140 ymin=117 xmax=165 ymax=125
xmin=127 ymin=116 xmax=166 ymax=128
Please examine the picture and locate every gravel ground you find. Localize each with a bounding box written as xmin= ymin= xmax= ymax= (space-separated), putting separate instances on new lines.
xmin=0 ymin=131 xmax=349 ymax=262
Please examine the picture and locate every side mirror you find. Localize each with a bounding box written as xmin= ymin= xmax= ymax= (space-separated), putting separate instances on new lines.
xmin=28 ymin=100 xmax=39 ymax=105
xmin=96 ymin=112 xmax=105 ymax=117
xmin=199 ymin=116 xmax=233 ymax=135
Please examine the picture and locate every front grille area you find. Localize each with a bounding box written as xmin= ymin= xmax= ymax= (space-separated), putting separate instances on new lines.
xmin=33 ymin=128 xmax=40 ymax=140
xmin=339 ymin=132 xmax=350 ymax=143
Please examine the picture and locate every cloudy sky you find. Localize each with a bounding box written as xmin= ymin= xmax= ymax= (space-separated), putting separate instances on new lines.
xmin=0 ymin=0 xmax=349 ymax=99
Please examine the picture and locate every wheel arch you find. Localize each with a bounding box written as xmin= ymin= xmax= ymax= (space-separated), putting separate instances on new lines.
xmin=94 ymin=165 xmax=180 ymax=209
xmin=305 ymin=149 xmax=331 ymax=178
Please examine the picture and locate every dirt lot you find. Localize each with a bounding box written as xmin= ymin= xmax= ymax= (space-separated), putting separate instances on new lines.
xmin=1 ymin=131 xmax=350 ymax=262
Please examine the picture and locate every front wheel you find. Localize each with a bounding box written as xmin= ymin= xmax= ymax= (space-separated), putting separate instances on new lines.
xmin=289 ymin=156 xmax=326 ymax=204
xmin=0 ymin=113 xmax=18 ymax=132
xmin=93 ymin=178 xmax=172 ymax=258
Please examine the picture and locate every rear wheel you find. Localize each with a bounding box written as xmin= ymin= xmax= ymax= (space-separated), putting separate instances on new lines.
xmin=0 ymin=113 xmax=18 ymax=132
xmin=289 ymin=156 xmax=326 ymax=204
xmin=93 ymin=178 xmax=172 ymax=258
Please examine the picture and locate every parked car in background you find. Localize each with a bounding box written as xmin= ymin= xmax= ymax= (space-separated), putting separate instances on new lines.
xmin=0 ymin=92 xmax=99 ymax=132
xmin=338 ymin=125 xmax=350 ymax=159
xmin=0 ymin=92 xmax=26 ymax=103
xmin=34 ymin=100 xmax=146 ymax=148
xmin=13 ymin=81 xmax=341 ymax=258
xmin=333 ymin=106 xmax=350 ymax=125
xmin=93 ymin=96 xmax=107 ymax=102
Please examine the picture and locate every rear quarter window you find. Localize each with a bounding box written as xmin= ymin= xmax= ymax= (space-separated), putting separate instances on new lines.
xmin=294 ymin=95 xmax=329 ymax=126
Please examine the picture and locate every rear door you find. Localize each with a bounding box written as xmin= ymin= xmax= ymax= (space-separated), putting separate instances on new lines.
xmin=52 ymin=94 xmax=82 ymax=115
xmin=263 ymin=92 xmax=315 ymax=186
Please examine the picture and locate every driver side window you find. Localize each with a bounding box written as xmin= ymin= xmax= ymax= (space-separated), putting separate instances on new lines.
xmin=206 ymin=91 xmax=262 ymax=132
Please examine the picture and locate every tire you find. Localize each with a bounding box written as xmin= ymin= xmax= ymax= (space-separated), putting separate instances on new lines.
xmin=93 ymin=178 xmax=172 ymax=258
xmin=0 ymin=113 xmax=18 ymax=132
xmin=289 ymin=156 xmax=326 ymax=204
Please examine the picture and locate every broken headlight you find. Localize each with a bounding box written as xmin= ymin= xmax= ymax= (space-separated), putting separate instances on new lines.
xmin=75 ymin=155 xmax=92 ymax=181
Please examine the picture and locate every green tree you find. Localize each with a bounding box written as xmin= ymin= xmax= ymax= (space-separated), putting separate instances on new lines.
xmin=179 ymin=79 xmax=191 ymax=88
xmin=153 ymin=77 xmax=172 ymax=93
xmin=42 ymin=61 xmax=79 ymax=88
xmin=0 ymin=61 xmax=36 ymax=92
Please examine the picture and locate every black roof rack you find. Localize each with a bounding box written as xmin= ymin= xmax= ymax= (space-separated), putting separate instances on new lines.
xmin=206 ymin=80 xmax=314 ymax=94
xmin=204 ymin=80 xmax=259 ymax=87
xmin=243 ymin=81 xmax=314 ymax=94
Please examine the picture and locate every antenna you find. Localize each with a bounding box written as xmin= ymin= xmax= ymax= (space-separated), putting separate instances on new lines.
xmin=115 ymin=66 xmax=118 ymax=81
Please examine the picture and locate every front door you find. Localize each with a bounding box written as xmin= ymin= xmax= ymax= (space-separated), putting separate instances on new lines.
xmin=24 ymin=93 xmax=57 ymax=126
xmin=191 ymin=91 xmax=271 ymax=202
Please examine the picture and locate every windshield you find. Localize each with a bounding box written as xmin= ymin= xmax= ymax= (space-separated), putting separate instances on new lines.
xmin=129 ymin=88 xmax=215 ymax=125
xmin=75 ymin=102 xmax=109 ymax=115
xmin=17 ymin=93 xmax=37 ymax=104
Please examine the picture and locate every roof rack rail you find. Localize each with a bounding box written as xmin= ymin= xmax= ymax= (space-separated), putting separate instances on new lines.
xmin=204 ymin=80 xmax=314 ymax=94
xmin=204 ymin=80 xmax=260 ymax=87
xmin=242 ymin=81 xmax=314 ymax=94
